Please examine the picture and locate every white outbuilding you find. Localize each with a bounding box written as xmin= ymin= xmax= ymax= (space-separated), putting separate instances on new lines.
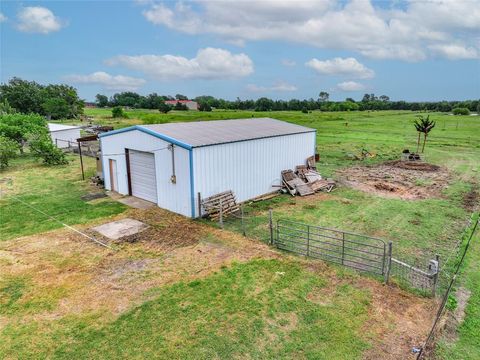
xmin=99 ymin=118 xmax=316 ymax=218
xmin=48 ymin=123 xmax=82 ymax=148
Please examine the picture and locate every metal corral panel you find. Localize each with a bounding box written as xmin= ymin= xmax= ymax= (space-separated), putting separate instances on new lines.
xmin=100 ymin=130 xmax=192 ymax=217
xmin=193 ymin=132 xmax=316 ymax=215
xmin=129 ymin=150 xmax=158 ymax=203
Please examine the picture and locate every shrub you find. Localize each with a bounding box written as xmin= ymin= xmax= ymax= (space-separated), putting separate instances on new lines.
xmin=0 ymin=135 xmax=19 ymax=169
xmin=198 ymin=102 xmax=212 ymax=112
xmin=111 ymin=106 xmax=127 ymax=118
xmin=29 ymin=136 xmax=68 ymax=165
xmin=174 ymin=102 xmax=189 ymax=111
xmin=158 ymin=102 xmax=173 ymax=114
xmin=301 ymin=107 xmax=308 ymax=114
xmin=452 ymin=107 xmax=470 ymax=115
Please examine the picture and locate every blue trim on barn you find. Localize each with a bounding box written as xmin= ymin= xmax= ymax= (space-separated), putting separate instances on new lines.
xmin=99 ymin=137 xmax=105 ymax=182
xmin=99 ymin=125 xmax=192 ymax=150
xmin=189 ymin=149 xmax=195 ymax=218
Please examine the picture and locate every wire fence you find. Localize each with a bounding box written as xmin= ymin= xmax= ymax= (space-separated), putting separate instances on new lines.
xmin=208 ymin=205 xmax=441 ymax=296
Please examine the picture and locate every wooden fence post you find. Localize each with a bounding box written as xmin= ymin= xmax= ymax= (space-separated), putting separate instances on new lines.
xmin=78 ymin=142 xmax=85 ymax=180
xmin=197 ymin=192 xmax=201 ymax=218
xmin=341 ymin=232 xmax=345 ymax=265
xmin=384 ymin=241 xmax=393 ymax=284
xmin=268 ymin=209 xmax=274 ymax=245
xmin=219 ymin=198 xmax=224 ymax=229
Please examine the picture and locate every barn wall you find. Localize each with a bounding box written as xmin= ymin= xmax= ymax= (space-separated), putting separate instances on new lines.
xmin=100 ymin=130 xmax=192 ymax=217
xmin=193 ymin=132 xmax=316 ymax=216
xmin=50 ymin=129 xmax=81 ymax=148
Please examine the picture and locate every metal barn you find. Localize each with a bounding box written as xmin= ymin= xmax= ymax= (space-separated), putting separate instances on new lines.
xmin=99 ymin=118 xmax=316 ymax=218
xmin=48 ymin=123 xmax=82 ymax=148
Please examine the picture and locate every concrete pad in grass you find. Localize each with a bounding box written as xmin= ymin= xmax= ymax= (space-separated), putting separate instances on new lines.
xmin=92 ymin=218 xmax=149 ymax=240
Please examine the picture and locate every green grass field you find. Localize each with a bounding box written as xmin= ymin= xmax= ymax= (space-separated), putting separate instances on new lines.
xmin=1 ymin=259 xmax=373 ymax=360
xmin=0 ymin=154 xmax=126 ymax=240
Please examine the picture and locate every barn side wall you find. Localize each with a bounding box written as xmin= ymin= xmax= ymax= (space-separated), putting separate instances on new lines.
xmin=100 ymin=130 xmax=192 ymax=217
xmin=193 ymin=132 xmax=316 ymax=217
xmin=50 ymin=129 xmax=81 ymax=148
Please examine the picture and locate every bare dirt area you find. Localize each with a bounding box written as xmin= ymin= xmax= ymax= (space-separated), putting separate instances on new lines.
xmin=338 ymin=160 xmax=451 ymax=199
xmin=359 ymin=277 xmax=437 ymax=359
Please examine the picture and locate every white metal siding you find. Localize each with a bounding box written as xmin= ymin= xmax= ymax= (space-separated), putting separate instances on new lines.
xmin=50 ymin=129 xmax=81 ymax=148
xmin=100 ymin=130 xmax=192 ymax=217
xmin=129 ymin=150 xmax=157 ymax=203
xmin=193 ymin=132 xmax=315 ymax=216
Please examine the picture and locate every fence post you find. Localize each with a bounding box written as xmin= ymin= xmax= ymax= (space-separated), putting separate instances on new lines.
xmin=268 ymin=209 xmax=273 ymax=245
xmin=241 ymin=204 xmax=246 ymax=237
xmin=431 ymin=254 xmax=440 ymax=297
xmin=197 ymin=192 xmax=202 ymax=218
xmin=341 ymin=232 xmax=345 ymax=265
xmin=307 ymin=225 xmax=310 ymax=257
xmin=384 ymin=241 xmax=393 ymax=284
xmin=219 ymin=198 xmax=224 ymax=229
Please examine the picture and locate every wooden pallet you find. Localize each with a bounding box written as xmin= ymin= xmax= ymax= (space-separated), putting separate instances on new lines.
xmin=201 ymin=190 xmax=239 ymax=220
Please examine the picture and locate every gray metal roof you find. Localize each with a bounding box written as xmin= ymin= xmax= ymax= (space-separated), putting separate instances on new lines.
xmin=140 ymin=118 xmax=315 ymax=147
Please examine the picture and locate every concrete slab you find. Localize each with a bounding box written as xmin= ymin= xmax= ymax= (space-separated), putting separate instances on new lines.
xmin=92 ymin=218 xmax=149 ymax=240
xmin=117 ymin=196 xmax=156 ymax=210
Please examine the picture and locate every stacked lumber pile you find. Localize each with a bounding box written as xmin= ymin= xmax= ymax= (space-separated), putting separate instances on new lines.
xmin=201 ymin=190 xmax=239 ymax=220
xmin=282 ymin=157 xmax=336 ymax=196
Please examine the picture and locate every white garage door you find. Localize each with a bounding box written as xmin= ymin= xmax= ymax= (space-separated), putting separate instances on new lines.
xmin=129 ymin=150 xmax=157 ymax=203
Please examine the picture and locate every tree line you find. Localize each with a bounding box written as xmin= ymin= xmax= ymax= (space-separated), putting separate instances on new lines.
xmin=97 ymin=91 xmax=479 ymax=114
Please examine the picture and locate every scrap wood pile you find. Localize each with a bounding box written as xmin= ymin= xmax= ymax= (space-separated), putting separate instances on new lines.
xmin=282 ymin=156 xmax=336 ymax=196
xmin=201 ymin=190 xmax=239 ymax=220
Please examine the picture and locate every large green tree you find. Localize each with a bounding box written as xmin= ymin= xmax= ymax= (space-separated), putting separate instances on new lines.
xmin=0 ymin=77 xmax=84 ymax=118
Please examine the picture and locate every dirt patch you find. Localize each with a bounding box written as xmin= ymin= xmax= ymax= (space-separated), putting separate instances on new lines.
xmin=463 ymin=185 xmax=479 ymax=211
xmin=359 ymin=278 xmax=437 ymax=360
xmin=338 ymin=160 xmax=451 ymax=200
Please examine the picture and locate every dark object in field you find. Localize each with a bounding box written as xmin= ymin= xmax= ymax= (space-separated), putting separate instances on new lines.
xmin=81 ymin=192 xmax=107 ymax=201
xmin=402 ymin=149 xmax=410 ymax=154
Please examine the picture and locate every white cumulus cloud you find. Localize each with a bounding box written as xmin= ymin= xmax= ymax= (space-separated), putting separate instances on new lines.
xmin=138 ymin=0 xmax=480 ymax=62
xmin=306 ymin=57 xmax=375 ymax=79
xmin=65 ymin=72 xmax=146 ymax=91
xmin=247 ymin=81 xmax=297 ymax=93
xmin=105 ymin=47 xmax=254 ymax=80
xmin=16 ymin=6 xmax=64 ymax=34
xmin=0 ymin=13 xmax=7 ymax=23
xmin=336 ymin=81 xmax=366 ymax=92
xmin=428 ymin=44 xmax=479 ymax=60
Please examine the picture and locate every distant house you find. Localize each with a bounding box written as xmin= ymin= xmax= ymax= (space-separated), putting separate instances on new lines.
xmin=48 ymin=123 xmax=81 ymax=148
xmin=164 ymin=100 xmax=199 ymax=110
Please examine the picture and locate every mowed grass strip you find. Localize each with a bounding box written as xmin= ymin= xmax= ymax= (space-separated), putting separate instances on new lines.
xmin=0 ymin=155 xmax=126 ymax=240
xmin=7 ymin=259 xmax=369 ymax=360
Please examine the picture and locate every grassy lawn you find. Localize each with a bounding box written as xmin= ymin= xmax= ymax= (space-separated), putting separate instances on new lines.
xmin=0 ymin=154 xmax=126 ymax=240
xmin=435 ymin=217 xmax=480 ymax=359
xmin=1 ymin=259 xmax=373 ymax=359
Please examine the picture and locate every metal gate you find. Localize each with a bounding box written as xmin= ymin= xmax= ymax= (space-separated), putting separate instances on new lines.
xmin=275 ymin=220 xmax=387 ymax=275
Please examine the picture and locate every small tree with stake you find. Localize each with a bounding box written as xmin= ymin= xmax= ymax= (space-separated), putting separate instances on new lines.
xmin=413 ymin=115 xmax=436 ymax=153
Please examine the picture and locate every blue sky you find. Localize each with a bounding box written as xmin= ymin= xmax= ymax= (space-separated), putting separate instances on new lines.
xmin=1 ymin=0 xmax=479 ymax=102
